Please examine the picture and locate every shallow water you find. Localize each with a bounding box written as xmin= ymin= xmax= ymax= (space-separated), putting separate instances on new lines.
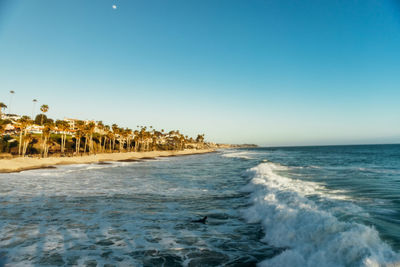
xmin=1 ymin=145 xmax=400 ymax=266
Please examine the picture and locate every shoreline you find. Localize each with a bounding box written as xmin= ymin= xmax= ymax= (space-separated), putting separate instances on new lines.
xmin=0 ymin=149 xmax=216 ymax=173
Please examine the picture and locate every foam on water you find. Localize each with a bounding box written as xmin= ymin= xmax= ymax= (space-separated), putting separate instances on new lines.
xmin=242 ymin=162 xmax=400 ymax=267
xmin=2 ymin=146 xmax=399 ymax=266
xmin=222 ymin=150 xmax=258 ymax=160
xmin=0 ymin=155 xmax=274 ymax=266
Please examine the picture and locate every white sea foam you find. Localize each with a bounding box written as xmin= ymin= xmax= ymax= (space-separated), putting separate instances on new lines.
xmin=242 ymin=162 xmax=400 ymax=267
xmin=222 ymin=150 xmax=258 ymax=160
xmin=0 ymin=156 xmax=270 ymax=266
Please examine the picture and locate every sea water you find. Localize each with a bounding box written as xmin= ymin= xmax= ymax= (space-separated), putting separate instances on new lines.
xmin=0 ymin=145 xmax=399 ymax=266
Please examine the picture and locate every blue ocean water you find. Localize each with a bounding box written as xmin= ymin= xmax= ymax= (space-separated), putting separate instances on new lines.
xmin=0 ymin=145 xmax=399 ymax=266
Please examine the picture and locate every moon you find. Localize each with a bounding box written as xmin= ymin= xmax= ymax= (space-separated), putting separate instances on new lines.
xmin=112 ymin=5 xmax=117 ymax=9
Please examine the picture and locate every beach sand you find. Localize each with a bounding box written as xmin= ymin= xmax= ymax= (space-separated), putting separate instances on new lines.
xmin=0 ymin=149 xmax=215 ymax=173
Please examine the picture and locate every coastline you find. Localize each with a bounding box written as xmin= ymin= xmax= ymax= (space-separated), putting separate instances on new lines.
xmin=0 ymin=149 xmax=215 ymax=173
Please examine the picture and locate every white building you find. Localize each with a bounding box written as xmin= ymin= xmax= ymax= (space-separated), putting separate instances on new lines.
xmin=1 ymin=114 xmax=22 ymax=121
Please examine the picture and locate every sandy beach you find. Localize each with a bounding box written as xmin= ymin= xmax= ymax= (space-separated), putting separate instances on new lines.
xmin=0 ymin=149 xmax=215 ymax=173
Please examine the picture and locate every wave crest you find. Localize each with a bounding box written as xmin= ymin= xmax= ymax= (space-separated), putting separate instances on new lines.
xmin=222 ymin=151 xmax=257 ymax=160
xmin=243 ymin=162 xmax=400 ymax=267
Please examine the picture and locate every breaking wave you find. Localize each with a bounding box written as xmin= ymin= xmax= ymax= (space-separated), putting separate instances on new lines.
xmin=222 ymin=150 xmax=257 ymax=160
xmin=242 ymin=162 xmax=400 ymax=267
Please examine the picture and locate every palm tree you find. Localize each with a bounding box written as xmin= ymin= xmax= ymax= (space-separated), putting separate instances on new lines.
xmin=31 ymin=99 xmax=38 ymax=119
xmin=125 ymin=128 xmax=133 ymax=151
xmin=56 ymin=120 xmax=69 ymax=154
xmin=102 ymin=125 xmax=110 ymax=152
xmin=74 ymin=120 xmax=85 ymax=155
xmin=41 ymin=123 xmax=54 ymax=157
xmin=133 ymin=130 xmax=139 ymax=152
xmin=112 ymin=124 xmax=119 ymax=151
xmin=40 ymin=104 xmax=49 ymax=125
xmin=96 ymin=121 xmax=104 ymax=152
xmin=17 ymin=116 xmax=32 ymax=156
xmin=83 ymin=125 xmax=90 ymax=154
xmin=22 ymin=133 xmax=34 ymax=157
xmin=196 ymin=134 xmax=205 ymax=149
xmin=74 ymin=129 xmax=83 ymax=155
xmin=0 ymin=102 xmax=7 ymax=118
xmin=172 ymin=136 xmax=179 ymax=151
xmin=87 ymin=122 xmax=96 ymax=154
xmin=38 ymin=105 xmax=49 ymax=156
xmin=152 ymin=135 xmax=157 ymax=151
xmin=153 ymin=130 xmax=163 ymax=149
xmin=137 ymin=127 xmax=147 ymax=151
xmin=179 ymin=135 xmax=185 ymax=150
xmin=106 ymin=129 xmax=114 ymax=153
xmin=118 ymin=128 xmax=125 ymax=152
xmin=8 ymin=90 xmax=15 ymax=114
xmin=144 ymin=129 xmax=152 ymax=151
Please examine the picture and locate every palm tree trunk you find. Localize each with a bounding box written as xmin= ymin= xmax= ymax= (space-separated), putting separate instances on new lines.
xmin=84 ymin=136 xmax=88 ymax=154
xmin=22 ymin=140 xmax=28 ymax=156
xmin=89 ymin=134 xmax=93 ymax=154
xmin=75 ymin=138 xmax=81 ymax=155
xmin=41 ymin=137 xmax=45 ymax=157
xmin=18 ymin=130 xmax=23 ymax=156
xmin=41 ymin=138 xmax=45 ymax=157
xmin=40 ymin=132 xmax=45 ymax=156
xmin=61 ymin=133 xmax=66 ymax=153
xmin=60 ymin=134 xmax=63 ymax=153
xmin=98 ymin=136 xmax=102 ymax=153
xmin=60 ymin=134 xmax=64 ymax=153
xmin=63 ymin=134 xmax=65 ymax=153
xmin=43 ymin=138 xmax=48 ymax=157
xmin=100 ymin=136 xmax=107 ymax=153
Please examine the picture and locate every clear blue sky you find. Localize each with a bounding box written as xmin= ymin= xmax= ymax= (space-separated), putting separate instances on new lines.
xmin=0 ymin=0 xmax=399 ymax=146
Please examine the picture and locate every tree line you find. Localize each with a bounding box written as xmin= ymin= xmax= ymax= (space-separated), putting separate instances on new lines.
xmin=0 ymin=103 xmax=207 ymax=157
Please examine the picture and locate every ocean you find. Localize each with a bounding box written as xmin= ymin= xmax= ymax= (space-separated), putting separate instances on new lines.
xmin=0 ymin=145 xmax=399 ymax=266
